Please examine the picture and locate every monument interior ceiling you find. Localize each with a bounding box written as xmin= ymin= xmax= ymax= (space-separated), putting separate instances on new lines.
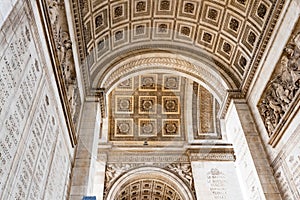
xmin=67 ymin=0 xmax=284 ymax=144
xmin=109 ymin=73 xmax=221 ymax=142
xmin=2 ymin=0 xmax=300 ymax=199
xmin=69 ymin=0 xmax=280 ymax=94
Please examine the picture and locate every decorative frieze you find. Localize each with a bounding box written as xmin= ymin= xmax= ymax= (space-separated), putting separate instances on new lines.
xmin=192 ymin=82 xmax=221 ymax=139
xmin=188 ymin=149 xmax=236 ymax=162
xmin=106 ymin=151 xmax=190 ymax=163
xmin=44 ymin=0 xmax=82 ymax=134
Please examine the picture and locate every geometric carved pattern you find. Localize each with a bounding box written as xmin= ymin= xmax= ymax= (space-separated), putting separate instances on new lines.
xmin=115 ymin=96 xmax=133 ymax=114
xmin=163 ymin=75 xmax=181 ymax=91
xmin=192 ymin=82 xmax=221 ymax=139
xmin=116 ymin=78 xmax=134 ymax=91
xmin=162 ymin=97 xmax=180 ymax=114
xmin=162 ymin=119 xmax=180 ymax=137
xmin=139 ymin=119 xmax=157 ymax=137
xmin=109 ymin=74 xmax=185 ymax=141
xmin=115 ymin=119 xmax=133 ymax=137
xmin=116 ymin=179 xmax=183 ymax=200
xmin=139 ymin=96 xmax=157 ymax=114
xmin=140 ymin=75 xmax=157 ymax=91
xmin=72 ymin=0 xmax=277 ymax=89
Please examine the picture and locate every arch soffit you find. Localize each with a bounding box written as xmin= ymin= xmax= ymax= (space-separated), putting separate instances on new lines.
xmin=106 ymin=167 xmax=194 ymax=200
xmin=93 ymin=52 xmax=233 ymax=102
xmin=91 ymin=43 xmax=241 ymax=88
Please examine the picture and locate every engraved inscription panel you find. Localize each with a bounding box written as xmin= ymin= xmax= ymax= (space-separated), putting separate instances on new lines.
xmin=0 ymin=3 xmax=72 ymax=199
xmin=0 ymin=12 xmax=43 ymax=195
xmin=207 ymin=168 xmax=228 ymax=199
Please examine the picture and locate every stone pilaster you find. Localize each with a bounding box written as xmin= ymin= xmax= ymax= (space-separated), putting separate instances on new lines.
xmin=69 ymin=101 xmax=101 ymax=200
xmin=225 ymin=99 xmax=281 ymax=199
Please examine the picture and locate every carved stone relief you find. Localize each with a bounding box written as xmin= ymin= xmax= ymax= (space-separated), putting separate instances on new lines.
xmin=104 ymin=162 xmax=196 ymax=200
xmin=258 ymin=21 xmax=300 ymax=140
xmin=192 ymin=82 xmax=221 ymax=139
xmin=45 ymin=0 xmax=81 ymax=128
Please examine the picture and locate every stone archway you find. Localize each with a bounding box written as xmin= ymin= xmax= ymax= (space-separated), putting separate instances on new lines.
xmin=106 ymin=167 xmax=195 ymax=200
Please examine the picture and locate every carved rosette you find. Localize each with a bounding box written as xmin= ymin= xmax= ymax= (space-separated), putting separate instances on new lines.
xmin=258 ymin=23 xmax=300 ymax=143
xmin=44 ymin=0 xmax=81 ymax=130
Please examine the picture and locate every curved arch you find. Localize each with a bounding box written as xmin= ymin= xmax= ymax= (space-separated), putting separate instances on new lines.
xmin=106 ymin=167 xmax=195 ymax=200
xmin=91 ymin=42 xmax=241 ymax=91
xmin=106 ymin=68 xmax=224 ymax=103
xmin=93 ymin=52 xmax=234 ymax=102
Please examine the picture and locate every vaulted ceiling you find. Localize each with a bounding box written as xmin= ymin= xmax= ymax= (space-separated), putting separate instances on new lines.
xmin=70 ymin=0 xmax=282 ymax=96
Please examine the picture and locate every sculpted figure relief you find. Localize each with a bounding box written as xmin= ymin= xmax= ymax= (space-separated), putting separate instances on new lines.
xmin=167 ymin=163 xmax=193 ymax=187
xmin=104 ymin=164 xmax=131 ymax=192
xmin=259 ymin=32 xmax=300 ymax=137
xmin=46 ymin=0 xmax=80 ymax=122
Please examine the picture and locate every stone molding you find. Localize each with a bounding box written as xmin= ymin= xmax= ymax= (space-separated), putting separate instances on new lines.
xmin=219 ymin=89 xmax=245 ymax=119
xmin=105 ymin=151 xmax=190 ymax=163
xmin=99 ymin=56 xmax=228 ymax=102
xmin=242 ymin=0 xmax=286 ymax=93
xmin=188 ymin=149 xmax=236 ymax=161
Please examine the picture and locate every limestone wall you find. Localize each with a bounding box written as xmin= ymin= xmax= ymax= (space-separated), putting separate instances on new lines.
xmin=0 ymin=1 xmax=74 ymax=199
xmin=246 ymin=0 xmax=300 ymax=199
xmin=191 ymin=161 xmax=244 ymax=200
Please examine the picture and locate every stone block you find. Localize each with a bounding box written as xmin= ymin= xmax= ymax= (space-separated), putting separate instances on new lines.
xmin=76 ymin=148 xmax=93 ymax=159
xmin=264 ymin=193 xmax=282 ymax=200
xmin=81 ymin=121 xmax=97 ymax=129
xmin=71 ymin=168 xmax=90 ymax=186
xmin=74 ymin=158 xmax=92 ymax=167
xmin=261 ymin=183 xmax=279 ymax=193
xmin=253 ymin=158 xmax=272 ymax=168
xmin=69 ymin=195 xmax=85 ymax=200
xmin=70 ymin=186 xmax=88 ymax=196
xmin=259 ymin=174 xmax=277 ymax=184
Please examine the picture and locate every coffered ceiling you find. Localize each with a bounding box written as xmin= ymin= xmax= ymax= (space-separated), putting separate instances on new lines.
xmin=69 ymin=0 xmax=282 ymax=94
xmin=109 ymin=73 xmax=221 ymax=142
xmin=116 ymin=179 xmax=183 ymax=200
xmin=110 ymin=74 xmax=186 ymax=141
